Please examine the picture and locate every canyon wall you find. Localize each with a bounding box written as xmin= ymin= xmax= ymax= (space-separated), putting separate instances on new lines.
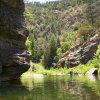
xmin=0 ymin=0 xmax=30 ymax=81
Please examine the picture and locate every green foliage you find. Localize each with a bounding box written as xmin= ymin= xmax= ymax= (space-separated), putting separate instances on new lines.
xmin=28 ymin=62 xmax=69 ymax=75
xmin=25 ymin=38 xmax=32 ymax=53
xmin=78 ymin=24 xmax=94 ymax=41
xmin=86 ymin=0 xmax=100 ymax=26
xmin=73 ymin=22 xmax=81 ymax=31
xmin=73 ymin=45 xmax=100 ymax=74
xmin=28 ymin=44 xmax=100 ymax=75
xmin=94 ymin=45 xmax=100 ymax=60
xmin=25 ymin=0 xmax=99 ymax=69
xmin=56 ymin=48 xmax=62 ymax=58
xmin=31 ymin=39 xmax=43 ymax=63
xmin=60 ymin=42 xmax=69 ymax=52
xmin=42 ymin=36 xmax=58 ymax=69
xmin=24 ymin=8 xmax=33 ymax=21
xmin=89 ymin=45 xmax=100 ymax=68
xmin=42 ymin=44 xmax=51 ymax=69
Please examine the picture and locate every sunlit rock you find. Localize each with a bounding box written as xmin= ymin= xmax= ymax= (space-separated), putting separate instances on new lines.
xmin=86 ymin=68 xmax=98 ymax=75
xmin=58 ymin=34 xmax=100 ymax=68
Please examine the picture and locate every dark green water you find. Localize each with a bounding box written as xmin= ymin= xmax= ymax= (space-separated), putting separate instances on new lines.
xmin=0 ymin=75 xmax=100 ymax=100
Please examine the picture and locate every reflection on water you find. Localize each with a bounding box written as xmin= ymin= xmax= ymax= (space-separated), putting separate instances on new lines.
xmin=0 ymin=75 xmax=100 ymax=100
xmin=21 ymin=74 xmax=44 ymax=91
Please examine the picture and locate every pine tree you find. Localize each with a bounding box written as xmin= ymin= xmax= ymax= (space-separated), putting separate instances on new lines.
xmin=42 ymin=44 xmax=51 ymax=69
xmin=42 ymin=36 xmax=58 ymax=69
xmin=86 ymin=0 xmax=94 ymax=25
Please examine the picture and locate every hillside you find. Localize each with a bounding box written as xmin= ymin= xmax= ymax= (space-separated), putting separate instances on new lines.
xmin=25 ymin=0 xmax=100 ymax=69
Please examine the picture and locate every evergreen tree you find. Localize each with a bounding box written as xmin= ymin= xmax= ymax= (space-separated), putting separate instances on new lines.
xmin=42 ymin=44 xmax=51 ymax=69
xmin=42 ymin=36 xmax=58 ymax=69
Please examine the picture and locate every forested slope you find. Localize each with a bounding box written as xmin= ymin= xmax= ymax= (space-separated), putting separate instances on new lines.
xmin=25 ymin=0 xmax=100 ymax=69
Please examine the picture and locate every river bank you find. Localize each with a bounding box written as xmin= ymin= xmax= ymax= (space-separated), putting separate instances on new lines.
xmin=21 ymin=62 xmax=99 ymax=78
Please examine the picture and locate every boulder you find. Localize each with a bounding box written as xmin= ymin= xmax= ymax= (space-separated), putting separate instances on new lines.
xmin=0 ymin=0 xmax=30 ymax=81
xmin=58 ymin=34 xmax=100 ymax=68
xmin=86 ymin=68 xmax=98 ymax=75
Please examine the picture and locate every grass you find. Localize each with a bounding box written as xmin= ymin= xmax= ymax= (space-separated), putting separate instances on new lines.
xmin=73 ymin=64 xmax=95 ymax=74
xmin=21 ymin=60 xmax=100 ymax=77
xmin=21 ymin=61 xmax=100 ymax=78
xmin=23 ymin=61 xmax=70 ymax=76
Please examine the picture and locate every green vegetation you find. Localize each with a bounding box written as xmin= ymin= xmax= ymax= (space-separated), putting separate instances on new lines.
xmin=73 ymin=45 xmax=100 ymax=74
xmin=25 ymin=0 xmax=100 ymax=75
xmin=26 ymin=62 xmax=70 ymax=75
xmin=24 ymin=44 xmax=100 ymax=75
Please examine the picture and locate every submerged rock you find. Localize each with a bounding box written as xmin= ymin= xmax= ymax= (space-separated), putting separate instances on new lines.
xmin=0 ymin=0 xmax=30 ymax=81
xmin=58 ymin=34 xmax=100 ymax=68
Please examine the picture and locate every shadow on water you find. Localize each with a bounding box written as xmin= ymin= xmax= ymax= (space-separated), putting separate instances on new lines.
xmin=0 ymin=74 xmax=100 ymax=100
xmin=0 ymin=80 xmax=30 ymax=100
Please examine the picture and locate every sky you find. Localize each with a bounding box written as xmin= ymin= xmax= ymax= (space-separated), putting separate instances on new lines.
xmin=25 ymin=0 xmax=58 ymax=3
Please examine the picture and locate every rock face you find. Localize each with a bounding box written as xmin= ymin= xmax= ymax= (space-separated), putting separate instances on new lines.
xmin=58 ymin=34 xmax=100 ymax=68
xmin=0 ymin=0 xmax=30 ymax=81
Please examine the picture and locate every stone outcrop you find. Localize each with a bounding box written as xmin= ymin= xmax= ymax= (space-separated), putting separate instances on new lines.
xmin=86 ymin=68 xmax=98 ymax=75
xmin=58 ymin=34 xmax=100 ymax=68
xmin=0 ymin=0 xmax=30 ymax=81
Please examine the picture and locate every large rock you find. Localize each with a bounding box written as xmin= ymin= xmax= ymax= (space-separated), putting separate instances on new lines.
xmin=0 ymin=0 xmax=30 ymax=81
xmin=58 ymin=34 xmax=100 ymax=68
xmin=86 ymin=68 xmax=98 ymax=75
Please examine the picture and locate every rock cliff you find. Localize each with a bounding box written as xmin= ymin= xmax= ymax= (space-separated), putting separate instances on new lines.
xmin=58 ymin=34 xmax=100 ymax=68
xmin=0 ymin=0 xmax=30 ymax=81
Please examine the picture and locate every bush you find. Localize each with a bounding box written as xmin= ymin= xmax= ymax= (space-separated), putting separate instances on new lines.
xmin=25 ymin=38 xmax=32 ymax=53
xmin=78 ymin=24 xmax=94 ymax=41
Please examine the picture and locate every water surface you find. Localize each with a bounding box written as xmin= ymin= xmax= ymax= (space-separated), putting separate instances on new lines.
xmin=0 ymin=75 xmax=100 ymax=100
